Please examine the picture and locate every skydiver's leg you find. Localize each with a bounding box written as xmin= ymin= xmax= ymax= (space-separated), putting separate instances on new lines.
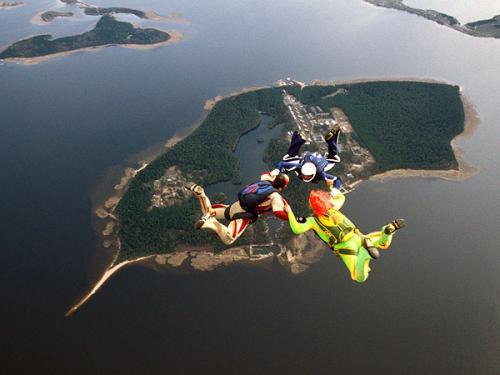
xmin=324 ymin=124 xmax=341 ymax=161
xmin=366 ymin=219 xmax=406 ymax=250
xmin=200 ymin=217 xmax=251 ymax=245
xmin=285 ymin=131 xmax=306 ymax=158
xmin=336 ymin=235 xmax=371 ymax=283
xmin=186 ymin=183 xmax=214 ymax=216
xmin=212 ymin=203 xmax=229 ymax=220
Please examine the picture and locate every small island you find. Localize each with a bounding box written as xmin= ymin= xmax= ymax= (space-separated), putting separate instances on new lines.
xmin=65 ymin=79 xmax=478 ymax=316
xmin=364 ymin=0 xmax=500 ymax=39
xmin=0 ymin=1 xmax=24 ymax=9
xmin=39 ymin=10 xmax=74 ymax=23
xmin=0 ymin=15 xmax=173 ymax=63
xmin=58 ymin=0 xmax=164 ymax=20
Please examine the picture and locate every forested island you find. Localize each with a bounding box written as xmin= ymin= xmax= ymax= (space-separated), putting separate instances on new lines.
xmin=0 ymin=15 xmax=171 ymax=60
xmin=65 ymin=80 xmax=472 ymax=315
xmin=83 ymin=7 xmax=157 ymax=20
xmin=39 ymin=11 xmax=74 ymax=23
xmin=57 ymin=0 xmax=164 ymax=20
xmin=112 ymin=81 xmax=464 ymax=261
xmin=364 ymin=0 xmax=500 ymax=39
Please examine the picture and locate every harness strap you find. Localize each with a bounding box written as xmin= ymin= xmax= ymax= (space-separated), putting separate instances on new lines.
xmin=335 ymin=248 xmax=358 ymax=256
xmin=225 ymin=204 xmax=257 ymax=222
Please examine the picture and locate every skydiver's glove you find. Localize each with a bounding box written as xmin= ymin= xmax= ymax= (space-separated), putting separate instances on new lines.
xmin=270 ymin=168 xmax=280 ymax=177
xmin=297 ymin=216 xmax=306 ymax=223
xmin=330 ymin=188 xmax=340 ymax=197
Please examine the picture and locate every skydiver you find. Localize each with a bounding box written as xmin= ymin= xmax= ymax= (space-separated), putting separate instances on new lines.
xmin=273 ymin=125 xmax=342 ymax=191
xmin=185 ymin=172 xmax=289 ymax=245
xmin=283 ymin=189 xmax=405 ymax=283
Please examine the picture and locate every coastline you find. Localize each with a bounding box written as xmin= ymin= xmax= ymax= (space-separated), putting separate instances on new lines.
xmin=68 ymin=78 xmax=479 ymax=317
xmin=30 ymin=12 xmax=48 ymax=26
xmin=0 ymin=29 xmax=183 ymax=65
xmin=203 ymin=85 xmax=269 ymax=110
xmin=368 ymin=90 xmax=479 ymax=183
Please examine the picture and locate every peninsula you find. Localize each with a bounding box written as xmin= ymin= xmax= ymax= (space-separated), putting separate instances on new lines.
xmin=363 ymin=0 xmax=500 ymax=39
xmin=0 ymin=15 xmax=172 ymax=61
xmin=66 ymin=79 xmax=477 ymax=316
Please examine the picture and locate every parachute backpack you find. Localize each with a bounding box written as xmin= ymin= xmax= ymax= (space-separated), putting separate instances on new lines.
xmin=238 ymin=181 xmax=278 ymax=214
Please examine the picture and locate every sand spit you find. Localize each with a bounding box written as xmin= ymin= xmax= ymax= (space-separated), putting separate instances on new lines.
xmin=30 ymin=12 xmax=49 ymax=25
xmin=143 ymin=11 xmax=190 ymax=24
xmin=203 ymin=85 xmax=269 ymax=111
xmin=65 ymin=255 xmax=155 ymax=317
xmin=0 ymin=30 xmax=183 ymax=65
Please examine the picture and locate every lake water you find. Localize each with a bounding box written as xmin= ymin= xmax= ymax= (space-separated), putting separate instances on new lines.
xmin=1 ymin=0 xmax=499 ymax=374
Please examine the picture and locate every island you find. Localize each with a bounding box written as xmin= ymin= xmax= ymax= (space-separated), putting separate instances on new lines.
xmin=0 ymin=15 xmax=174 ymax=63
xmin=64 ymin=79 xmax=478 ymax=316
xmin=363 ymin=0 xmax=500 ymax=39
xmin=38 ymin=11 xmax=74 ymax=23
xmin=58 ymin=0 xmax=165 ymax=20
xmin=0 ymin=1 xmax=24 ymax=9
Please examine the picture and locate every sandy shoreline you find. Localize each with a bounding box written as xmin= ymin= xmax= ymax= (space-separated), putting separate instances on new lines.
xmin=0 ymin=29 xmax=183 ymax=65
xmin=369 ymin=90 xmax=479 ymax=183
xmin=203 ymin=85 xmax=269 ymax=110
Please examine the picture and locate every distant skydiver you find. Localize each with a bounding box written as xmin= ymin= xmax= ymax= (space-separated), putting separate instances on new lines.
xmin=186 ymin=172 xmax=289 ymax=245
xmin=273 ymin=125 xmax=342 ymax=191
xmin=284 ymin=189 xmax=405 ymax=283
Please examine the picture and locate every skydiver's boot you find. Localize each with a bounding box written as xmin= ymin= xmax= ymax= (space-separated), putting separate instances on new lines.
xmin=185 ymin=182 xmax=215 ymax=216
xmin=194 ymin=212 xmax=213 ymax=230
xmin=324 ymin=124 xmax=341 ymax=143
xmin=363 ymin=236 xmax=380 ymax=259
xmin=185 ymin=183 xmax=204 ymax=196
xmin=325 ymin=124 xmax=341 ymax=162
xmin=384 ymin=219 xmax=406 ymax=235
xmin=285 ymin=131 xmax=307 ymax=158
xmin=196 ymin=216 xmax=236 ymax=245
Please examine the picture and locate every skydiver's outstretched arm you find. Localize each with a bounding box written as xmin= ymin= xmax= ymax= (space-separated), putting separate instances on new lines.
xmin=275 ymin=159 xmax=301 ymax=173
xmin=321 ymin=172 xmax=342 ymax=189
xmin=284 ymin=203 xmax=315 ymax=235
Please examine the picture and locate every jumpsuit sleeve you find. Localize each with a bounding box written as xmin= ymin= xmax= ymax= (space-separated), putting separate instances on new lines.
xmin=287 ymin=210 xmax=315 ymax=235
xmin=270 ymin=194 xmax=288 ymax=221
xmin=322 ymin=172 xmax=342 ymax=189
xmin=275 ymin=159 xmax=301 ymax=173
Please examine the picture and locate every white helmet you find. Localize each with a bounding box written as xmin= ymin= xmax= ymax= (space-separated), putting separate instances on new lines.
xmin=301 ymin=162 xmax=317 ymax=182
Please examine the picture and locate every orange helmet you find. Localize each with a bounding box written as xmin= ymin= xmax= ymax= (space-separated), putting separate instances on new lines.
xmin=309 ymin=190 xmax=333 ymax=216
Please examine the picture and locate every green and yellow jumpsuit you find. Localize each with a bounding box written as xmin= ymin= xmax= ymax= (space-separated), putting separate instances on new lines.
xmin=287 ymin=208 xmax=395 ymax=283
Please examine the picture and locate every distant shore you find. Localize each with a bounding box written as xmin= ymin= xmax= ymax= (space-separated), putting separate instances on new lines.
xmin=0 ymin=2 xmax=24 ymax=10
xmin=0 ymin=29 xmax=183 ymax=65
